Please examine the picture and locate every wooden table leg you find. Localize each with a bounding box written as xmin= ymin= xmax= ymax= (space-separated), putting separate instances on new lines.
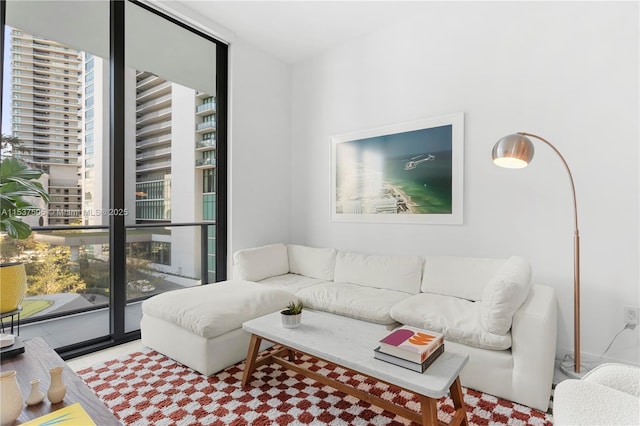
xmin=287 ymin=349 xmax=296 ymax=361
xmin=241 ymin=334 xmax=262 ymax=387
xmin=449 ymin=377 xmax=468 ymax=426
xmin=420 ymin=395 xmax=438 ymax=426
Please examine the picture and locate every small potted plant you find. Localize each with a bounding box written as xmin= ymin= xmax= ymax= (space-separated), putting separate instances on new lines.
xmin=281 ymin=300 xmax=303 ymax=329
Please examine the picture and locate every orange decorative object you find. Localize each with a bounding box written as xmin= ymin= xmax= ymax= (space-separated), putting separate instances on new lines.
xmin=0 ymin=262 xmax=27 ymax=313
xmin=408 ymin=333 xmax=435 ymax=346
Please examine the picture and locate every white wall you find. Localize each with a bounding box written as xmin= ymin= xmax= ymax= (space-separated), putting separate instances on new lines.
xmin=228 ymin=40 xmax=292 ymax=256
xmin=291 ymin=2 xmax=639 ymax=365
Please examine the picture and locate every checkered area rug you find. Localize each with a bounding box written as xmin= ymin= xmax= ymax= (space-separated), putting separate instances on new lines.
xmin=77 ymin=348 xmax=553 ymax=426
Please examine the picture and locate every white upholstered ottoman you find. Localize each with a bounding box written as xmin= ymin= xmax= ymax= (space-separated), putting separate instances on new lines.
xmin=553 ymin=363 xmax=640 ymax=425
xmin=140 ymin=280 xmax=295 ymax=375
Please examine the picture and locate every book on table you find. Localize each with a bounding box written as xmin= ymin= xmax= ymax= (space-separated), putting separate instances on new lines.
xmin=21 ymin=402 xmax=96 ymax=426
xmin=378 ymin=325 xmax=444 ymax=364
xmin=374 ymin=343 xmax=444 ymax=373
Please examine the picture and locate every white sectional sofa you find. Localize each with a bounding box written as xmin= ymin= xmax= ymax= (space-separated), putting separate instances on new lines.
xmin=141 ymin=243 xmax=557 ymax=411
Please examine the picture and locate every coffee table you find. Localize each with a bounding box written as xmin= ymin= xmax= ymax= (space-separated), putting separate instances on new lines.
xmin=242 ymin=310 xmax=469 ymax=426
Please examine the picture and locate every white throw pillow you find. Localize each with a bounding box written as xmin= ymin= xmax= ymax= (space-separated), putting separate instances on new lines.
xmin=233 ymin=243 xmax=289 ymax=282
xmin=287 ymin=244 xmax=337 ymax=281
xmin=480 ymin=256 xmax=532 ymax=335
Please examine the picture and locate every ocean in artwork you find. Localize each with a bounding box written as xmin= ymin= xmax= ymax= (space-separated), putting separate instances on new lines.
xmin=335 ymin=125 xmax=453 ymax=215
xmin=385 ymin=150 xmax=452 ymax=214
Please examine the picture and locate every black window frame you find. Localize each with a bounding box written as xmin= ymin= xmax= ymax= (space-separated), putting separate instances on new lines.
xmin=0 ymin=0 xmax=228 ymax=359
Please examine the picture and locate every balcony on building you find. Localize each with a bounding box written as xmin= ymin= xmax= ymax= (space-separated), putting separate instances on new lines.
xmin=195 ymin=101 xmax=216 ymax=115
xmin=136 ymin=73 xmax=162 ymax=92
xmin=195 ymin=157 xmax=216 ymax=169
xmin=136 ymin=159 xmax=171 ymax=173
xmin=136 ymin=134 xmax=171 ymax=150
xmin=136 ymin=121 xmax=172 ymax=138
xmin=196 ymin=122 xmax=216 ymax=132
xmin=136 ymin=147 xmax=171 ymax=161
xmin=136 ymin=93 xmax=172 ymax=115
xmin=136 ymin=81 xmax=171 ymax=104
xmin=195 ymin=138 xmax=216 ymax=151
xmin=136 ymin=107 xmax=171 ymax=128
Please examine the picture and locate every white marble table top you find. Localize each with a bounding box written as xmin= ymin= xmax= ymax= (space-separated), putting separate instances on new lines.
xmin=242 ymin=310 xmax=468 ymax=398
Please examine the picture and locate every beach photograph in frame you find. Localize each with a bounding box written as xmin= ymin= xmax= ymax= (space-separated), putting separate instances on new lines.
xmin=331 ymin=113 xmax=464 ymax=224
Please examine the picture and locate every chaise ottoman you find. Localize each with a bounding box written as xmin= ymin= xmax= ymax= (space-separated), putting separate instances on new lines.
xmin=140 ymin=280 xmax=295 ymax=375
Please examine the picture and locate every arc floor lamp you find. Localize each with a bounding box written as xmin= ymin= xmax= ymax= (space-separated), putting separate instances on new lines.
xmin=492 ymin=132 xmax=581 ymax=376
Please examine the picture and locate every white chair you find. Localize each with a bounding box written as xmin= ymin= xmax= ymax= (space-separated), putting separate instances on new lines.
xmin=553 ymin=363 xmax=640 ymax=425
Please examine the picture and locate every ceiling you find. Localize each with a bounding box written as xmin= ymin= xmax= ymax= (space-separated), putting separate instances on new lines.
xmin=177 ymin=1 xmax=430 ymax=64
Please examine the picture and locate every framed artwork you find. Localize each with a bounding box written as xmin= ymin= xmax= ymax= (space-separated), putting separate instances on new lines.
xmin=331 ymin=112 xmax=464 ymax=224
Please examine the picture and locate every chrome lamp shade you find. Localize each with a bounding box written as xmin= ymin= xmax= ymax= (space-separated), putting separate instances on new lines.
xmin=492 ymin=134 xmax=535 ymax=168
xmin=492 ymin=132 xmax=582 ymax=376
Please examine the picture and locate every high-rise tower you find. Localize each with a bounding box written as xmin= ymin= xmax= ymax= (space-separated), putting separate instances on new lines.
xmin=9 ymin=28 xmax=83 ymax=225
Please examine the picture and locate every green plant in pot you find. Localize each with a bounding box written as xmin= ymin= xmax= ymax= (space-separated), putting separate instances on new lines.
xmin=0 ymin=156 xmax=49 ymax=314
xmin=281 ymin=300 xmax=303 ymax=329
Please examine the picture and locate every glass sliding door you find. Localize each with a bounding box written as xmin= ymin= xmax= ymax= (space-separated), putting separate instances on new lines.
xmin=2 ymin=0 xmax=112 ymax=350
xmin=123 ymin=1 xmax=222 ymax=333
xmin=0 ymin=0 xmax=226 ymax=355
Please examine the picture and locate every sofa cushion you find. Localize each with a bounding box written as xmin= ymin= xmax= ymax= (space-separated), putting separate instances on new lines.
xmin=141 ymin=280 xmax=295 ymax=338
xmin=296 ymin=282 xmax=410 ymax=325
xmin=334 ymin=251 xmax=423 ymax=294
xmin=259 ymin=273 xmax=327 ymax=294
xmin=233 ymin=243 xmax=289 ymax=282
xmin=480 ymin=256 xmax=532 ymax=335
xmin=421 ymin=256 xmax=507 ymax=301
xmin=287 ymin=244 xmax=337 ymax=281
xmin=389 ymin=293 xmax=511 ymax=350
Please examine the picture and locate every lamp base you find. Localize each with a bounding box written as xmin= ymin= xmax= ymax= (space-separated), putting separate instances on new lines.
xmin=559 ymin=361 xmax=587 ymax=379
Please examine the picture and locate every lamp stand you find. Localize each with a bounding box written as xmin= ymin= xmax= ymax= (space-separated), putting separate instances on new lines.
xmin=518 ymin=133 xmax=583 ymax=378
xmin=558 ymin=227 xmax=585 ymax=379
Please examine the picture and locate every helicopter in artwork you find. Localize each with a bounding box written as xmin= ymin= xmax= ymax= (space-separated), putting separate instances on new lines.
xmin=403 ymin=153 xmax=435 ymax=170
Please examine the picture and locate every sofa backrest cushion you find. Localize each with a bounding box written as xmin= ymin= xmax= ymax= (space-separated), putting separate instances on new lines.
xmin=233 ymin=243 xmax=289 ymax=282
xmin=334 ymin=251 xmax=423 ymax=294
xmin=480 ymin=255 xmax=532 ymax=335
xmin=287 ymin=244 xmax=337 ymax=281
xmin=421 ymin=256 xmax=507 ymax=301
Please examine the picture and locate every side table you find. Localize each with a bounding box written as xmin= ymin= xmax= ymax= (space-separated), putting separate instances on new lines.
xmin=0 ymin=336 xmax=121 ymax=425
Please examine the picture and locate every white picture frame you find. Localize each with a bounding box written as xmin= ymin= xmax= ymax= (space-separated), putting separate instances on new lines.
xmin=331 ymin=112 xmax=464 ymax=225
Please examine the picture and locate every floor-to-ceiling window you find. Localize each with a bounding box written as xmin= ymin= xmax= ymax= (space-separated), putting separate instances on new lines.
xmin=0 ymin=0 xmax=227 ymax=357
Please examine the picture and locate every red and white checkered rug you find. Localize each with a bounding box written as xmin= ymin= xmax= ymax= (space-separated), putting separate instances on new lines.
xmin=78 ymin=348 xmax=553 ymax=426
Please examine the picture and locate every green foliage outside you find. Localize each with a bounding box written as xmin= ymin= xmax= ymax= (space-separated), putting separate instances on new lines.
xmin=25 ymin=242 xmax=86 ymax=296
xmin=1 ymin=236 xmax=168 ymax=300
